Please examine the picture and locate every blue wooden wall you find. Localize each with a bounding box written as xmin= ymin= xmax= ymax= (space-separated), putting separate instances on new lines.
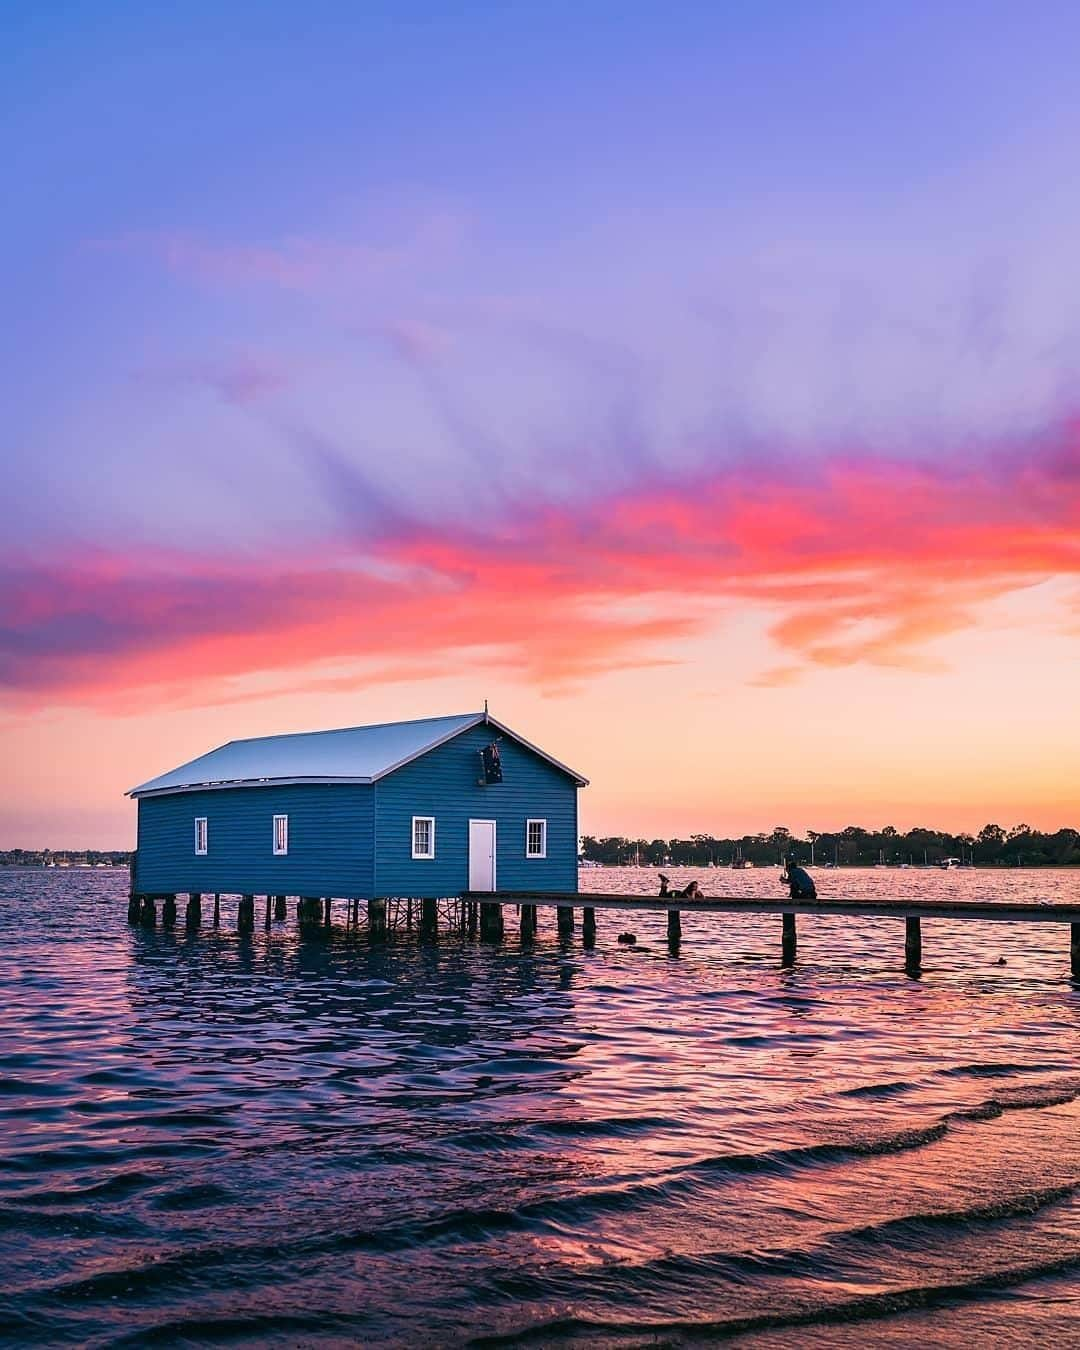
xmin=136 ymin=783 xmax=375 ymax=896
xmin=134 ymin=722 xmax=579 ymax=898
xmin=373 ymin=722 xmax=578 ymax=896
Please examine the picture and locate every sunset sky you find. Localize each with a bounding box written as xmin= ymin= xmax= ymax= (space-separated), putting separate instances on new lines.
xmin=4 ymin=3 xmax=1080 ymax=847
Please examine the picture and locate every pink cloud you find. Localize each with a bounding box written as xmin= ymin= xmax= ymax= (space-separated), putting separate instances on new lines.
xmin=2 ymin=421 xmax=1078 ymax=711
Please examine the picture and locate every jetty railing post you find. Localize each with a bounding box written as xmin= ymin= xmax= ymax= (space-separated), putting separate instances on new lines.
xmin=781 ymin=911 xmax=796 ymax=966
xmin=667 ymin=907 xmax=681 ymax=950
xmin=369 ymin=898 xmax=387 ymax=941
xmin=905 ymin=916 xmax=922 ymax=971
xmin=185 ymin=893 xmax=202 ymax=930
xmin=557 ymin=905 xmax=575 ymax=938
xmin=1071 ymin=922 xmax=1080 ymax=978
xmin=213 ymin=893 xmax=220 ymax=928
xmin=274 ymin=894 xmax=287 ymax=921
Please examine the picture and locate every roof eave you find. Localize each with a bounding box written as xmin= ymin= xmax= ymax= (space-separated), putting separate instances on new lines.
xmin=127 ymin=775 xmax=377 ymax=799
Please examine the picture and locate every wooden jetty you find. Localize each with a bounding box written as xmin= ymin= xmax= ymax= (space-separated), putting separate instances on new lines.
xmin=127 ymin=879 xmax=1080 ymax=977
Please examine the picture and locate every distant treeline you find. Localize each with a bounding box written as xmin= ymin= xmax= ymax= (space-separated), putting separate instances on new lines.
xmin=581 ymin=824 xmax=1080 ymax=868
xmin=0 ymin=849 xmax=130 ymax=867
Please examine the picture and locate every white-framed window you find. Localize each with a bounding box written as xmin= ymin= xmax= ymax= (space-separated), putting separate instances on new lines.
xmin=194 ymin=817 xmax=208 ymax=856
xmin=412 ymin=815 xmax=435 ymax=859
xmin=273 ymin=814 xmax=289 ymax=856
xmin=526 ymin=818 xmax=547 ymax=858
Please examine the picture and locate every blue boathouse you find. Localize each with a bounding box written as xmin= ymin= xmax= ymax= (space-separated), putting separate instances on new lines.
xmin=128 ymin=712 xmax=587 ymax=905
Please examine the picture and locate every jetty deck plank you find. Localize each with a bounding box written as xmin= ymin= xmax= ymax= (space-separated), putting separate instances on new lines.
xmin=464 ymin=891 xmax=1080 ymax=924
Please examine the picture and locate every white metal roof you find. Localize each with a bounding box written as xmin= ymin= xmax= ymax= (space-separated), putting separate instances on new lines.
xmin=127 ymin=712 xmax=588 ymax=797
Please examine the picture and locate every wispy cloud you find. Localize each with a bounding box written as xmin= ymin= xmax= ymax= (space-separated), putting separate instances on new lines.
xmin=2 ymin=420 xmax=1077 ymax=711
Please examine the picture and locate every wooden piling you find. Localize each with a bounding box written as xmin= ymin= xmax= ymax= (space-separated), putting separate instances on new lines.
xmin=264 ymin=895 xmax=272 ymax=931
xmin=274 ymin=894 xmax=287 ymax=920
xmin=1071 ymin=922 xmax=1080 ymax=978
xmin=905 ymin=915 xmax=922 ymax=969
xmin=298 ymin=897 xmax=321 ymax=932
xmin=369 ymin=898 xmax=387 ymax=941
xmin=667 ymin=908 xmax=682 ymax=948
xmin=520 ymin=904 xmax=533 ymax=940
xmin=322 ymin=897 xmax=331 ymax=929
xmin=139 ymin=895 xmax=157 ymax=927
xmin=781 ymin=911 xmax=796 ymax=966
xmin=161 ymin=895 xmax=177 ymax=927
xmin=582 ymin=906 xmax=596 ymax=944
xmin=237 ymin=894 xmax=255 ymax=932
xmin=480 ymin=901 xmax=504 ymax=941
xmin=185 ymin=893 xmax=202 ymax=930
xmin=557 ymin=905 xmax=575 ymax=938
xmin=421 ymin=897 xmax=438 ymax=939
xmin=127 ymin=894 xmax=141 ymax=925
xmin=213 ymin=893 xmax=220 ymax=928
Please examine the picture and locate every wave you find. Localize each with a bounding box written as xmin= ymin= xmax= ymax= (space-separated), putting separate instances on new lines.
xmin=474 ymin=1249 xmax=1080 ymax=1346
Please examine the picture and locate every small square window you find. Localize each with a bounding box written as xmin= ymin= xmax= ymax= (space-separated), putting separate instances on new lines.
xmin=194 ymin=817 xmax=208 ymax=856
xmin=273 ymin=814 xmax=288 ymax=856
xmin=526 ymin=819 xmax=547 ymax=858
xmin=412 ymin=816 xmax=435 ymax=859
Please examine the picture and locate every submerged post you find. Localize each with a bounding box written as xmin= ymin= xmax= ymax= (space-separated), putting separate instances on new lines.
xmin=161 ymin=894 xmax=177 ymax=928
xmin=667 ymin=907 xmax=682 ymax=950
xmin=264 ymin=895 xmax=272 ymax=931
xmin=368 ymin=898 xmax=387 ymax=941
xmin=139 ymin=895 xmax=157 ymax=927
xmin=781 ymin=911 xmax=796 ymax=966
xmin=557 ymin=905 xmax=575 ymax=938
xmin=213 ymin=893 xmax=220 ymax=929
xmin=127 ymin=893 xmax=141 ymax=925
xmin=480 ymin=901 xmax=504 ymax=941
xmin=1071 ymin=922 xmax=1080 ymax=978
xmin=519 ymin=904 xmax=533 ymax=941
xmin=582 ymin=906 xmax=596 ymax=945
xmin=420 ymin=898 xmax=438 ymax=939
xmin=274 ymin=894 xmax=287 ymax=921
xmin=237 ymin=894 xmax=255 ymax=932
xmin=905 ymin=916 xmax=922 ymax=970
xmin=185 ymin=893 xmax=202 ymax=930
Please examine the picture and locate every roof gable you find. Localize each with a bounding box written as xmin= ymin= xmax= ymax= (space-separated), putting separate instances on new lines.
xmin=127 ymin=712 xmax=587 ymax=797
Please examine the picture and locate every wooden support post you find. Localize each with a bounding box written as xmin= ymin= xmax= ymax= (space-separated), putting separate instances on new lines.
xmin=127 ymin=894 xmax=142 ymax=924
xmin=139 ymin=895 xmax=157 ymax=927
xmin=583 ymin=906 xmax=597 ymax=945
xmin=781 ymin=911 xmax=796 ymax=966
xmin=905 ymin=916 xmax=922 ymax=970
xmin=480 ymin=901 xmax=504 ymax=941
xmin=667 ymin=907 xmax=682 ymax=949
xmin=369 ymin=898 xmax=387 ymax=941
xmin=185 ymin=893 xmax=202 ymax=930
xmin=406 ymin=898 xmax=414 ymax=931
xmin=298 ymin=897 xmax=320 ymax=932
xmin=323 ymin=897 xmax=332 ymax=930
xmin=1071 ymin=922 xmax=1080 ymax=978
xmin=557 ymin=905 xmax=575 ymax=938
xmin=520 ymin=904 xmax=534 ymax=940
xmin=467 ymin=901 xmax=478 ymax=936
xmin=264 ymin=895 xmax=272 ymax=931
xmin=237 ymin=894 xmax=255 ymax=932
xmin=161 ymin=894 xmax=177 ymax=928
xmin=421 ymin=897 xmax=438 ymax=939
xmin=274 ymin=894 xmax=287 ymax=920
xmin=213 ymin=893 xmax=220 ymax=928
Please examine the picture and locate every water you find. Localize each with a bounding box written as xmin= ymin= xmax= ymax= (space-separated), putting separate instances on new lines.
xmin=2 ymin=867 xmax=1079 ymax=1346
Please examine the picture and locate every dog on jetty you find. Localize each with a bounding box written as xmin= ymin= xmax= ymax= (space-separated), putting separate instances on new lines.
xmin=658 ymin=874 xmax=703 ymax=900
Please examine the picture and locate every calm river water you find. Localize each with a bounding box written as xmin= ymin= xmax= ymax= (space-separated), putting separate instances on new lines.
xmin=2 ymin=867 xmax=1079 ymax=1346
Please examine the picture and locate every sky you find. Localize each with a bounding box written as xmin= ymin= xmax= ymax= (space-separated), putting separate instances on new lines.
xmin=3 ymin=2 xmax=1080 ymax=847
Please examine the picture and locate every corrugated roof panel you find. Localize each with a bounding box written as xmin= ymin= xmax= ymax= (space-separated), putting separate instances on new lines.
xmin=128 ymin=713 xmax=482 ymax=796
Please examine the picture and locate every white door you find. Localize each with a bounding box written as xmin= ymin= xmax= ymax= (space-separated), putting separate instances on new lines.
xmin=469 ymin=819 xmax=496 ymax=891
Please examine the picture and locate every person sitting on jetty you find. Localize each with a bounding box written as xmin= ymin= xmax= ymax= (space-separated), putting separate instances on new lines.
xmin=658 ymin=874 xmax=703 ymax=900
xmin=781 ymin=856 xmax=816 ymax=900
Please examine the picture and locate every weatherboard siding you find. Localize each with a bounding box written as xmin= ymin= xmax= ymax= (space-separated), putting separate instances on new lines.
xmin=136 ymin=784 xmax=375 ymax=896
xmin=373 ymin=722 xmax=578 ymax=896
